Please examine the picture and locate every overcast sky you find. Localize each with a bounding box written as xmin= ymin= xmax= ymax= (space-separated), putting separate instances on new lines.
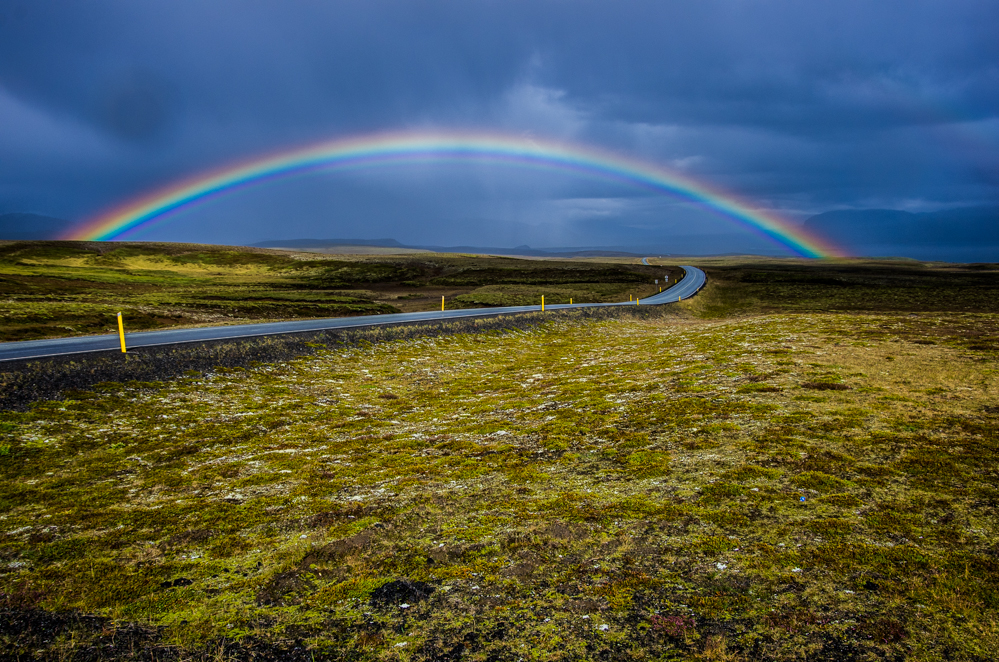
xmin=1 ymin=0 xmax=997 ymax=255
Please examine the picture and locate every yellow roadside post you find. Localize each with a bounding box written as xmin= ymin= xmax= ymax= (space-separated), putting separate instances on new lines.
xmin=541 ymin=295 xmax=545 ymax=311
xmin=636 ymin=297 xmax=640 ymax=306
xmin=570 ymin=298 xmax=572 ymax=305
xmin=441 ymin=295 xmax=445 ymax=311
xmin=117 ymin=312 xmax=126 ymax=353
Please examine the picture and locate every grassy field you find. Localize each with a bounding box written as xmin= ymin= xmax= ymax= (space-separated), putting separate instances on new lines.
xmin=1 ymin=255 xmax=998 ymax=660
xmin=0 ymin=241 xmax=669 ymax=342
xmin=670 ymin=257 xmax=999 ymax=318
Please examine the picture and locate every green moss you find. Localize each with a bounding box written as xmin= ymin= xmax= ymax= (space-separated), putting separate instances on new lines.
xmin=816 ymin=493 xmax=862 ymax=507
xmin=791 ymin=470 xmax=854 ymax=492
xmin=723 ymin=464 xmax=781 ymax=481
xmin=623 ymin=450 xmax=670 ymax=478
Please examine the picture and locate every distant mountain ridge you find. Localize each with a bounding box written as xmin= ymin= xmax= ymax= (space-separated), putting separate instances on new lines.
xmin=252 ymin=238 xmax=642 ymax=258
xmin=0 ymin=213 xmax=75 ymax=240
xmin=253 ymin=238 xmax=406 ymax=248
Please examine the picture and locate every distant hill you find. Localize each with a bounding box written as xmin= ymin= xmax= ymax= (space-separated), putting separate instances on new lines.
xmin=252 ymin=238 xmax=642 ymax=258
xmin=0 ymin=213 xmax=75 ymax=240
xmin=804 ymin=206 xmax=999 ymax=260
xmin=251 ymin=238 xmax=406 ymax=248
xmin=415 ymin=243 xmax=641 ymax=258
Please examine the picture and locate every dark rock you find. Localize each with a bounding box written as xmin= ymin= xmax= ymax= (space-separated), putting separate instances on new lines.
xmin=370 ymin=579 xmax=435 ymax=607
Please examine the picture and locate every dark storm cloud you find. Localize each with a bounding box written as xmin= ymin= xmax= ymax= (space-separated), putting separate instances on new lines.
xmin=0 ymin=0 xmax=996 ymax=256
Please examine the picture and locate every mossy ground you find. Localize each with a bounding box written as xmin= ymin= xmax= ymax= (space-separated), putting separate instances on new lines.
xmin=677 ymin=259 xmax=999 ymax=318
xmin=0 ymin=241 xmax=667 ymax=342
xmin=3 ymin=300 xmax=998 ymax=659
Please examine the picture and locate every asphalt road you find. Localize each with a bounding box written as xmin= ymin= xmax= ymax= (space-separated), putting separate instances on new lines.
xmin=0 ymin=265 xmax=706 ymax=362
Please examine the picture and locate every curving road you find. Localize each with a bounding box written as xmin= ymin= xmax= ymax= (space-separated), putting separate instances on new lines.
xmin=0 ymin=265 xmax=705 ymax=362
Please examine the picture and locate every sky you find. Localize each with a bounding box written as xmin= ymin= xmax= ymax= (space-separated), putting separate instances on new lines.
xmin=1 ymin=0 xmax=997 ymax=256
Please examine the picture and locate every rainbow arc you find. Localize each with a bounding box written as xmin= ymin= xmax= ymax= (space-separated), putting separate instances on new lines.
xmin=62 ymin=131 xmax=846 ymax=258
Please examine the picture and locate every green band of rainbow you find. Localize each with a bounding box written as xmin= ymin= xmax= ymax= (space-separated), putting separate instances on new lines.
xmin=62 ymin=130 xmax=845 ymax=257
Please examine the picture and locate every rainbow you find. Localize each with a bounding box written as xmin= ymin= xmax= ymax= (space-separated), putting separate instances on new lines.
xmin=62 ymin=130 xmax=845 ymax=257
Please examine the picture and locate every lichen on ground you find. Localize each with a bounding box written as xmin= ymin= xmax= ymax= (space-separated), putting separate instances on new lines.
xmin=2 ymin=311 xmax=998 ymax=660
